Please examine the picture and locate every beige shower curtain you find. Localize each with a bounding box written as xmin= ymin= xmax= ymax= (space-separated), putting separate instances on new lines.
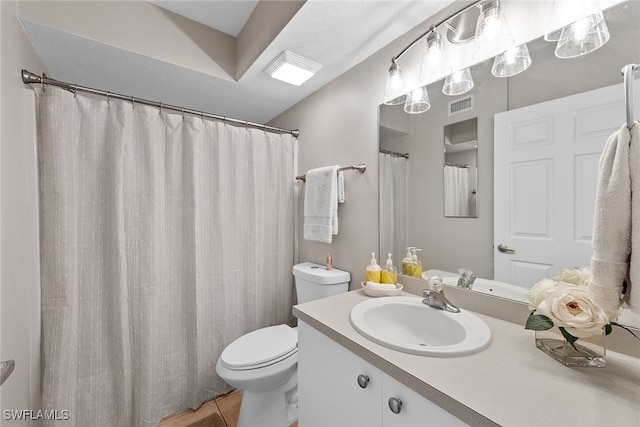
xmin=35 ymin=86 xmax=295 ymax=426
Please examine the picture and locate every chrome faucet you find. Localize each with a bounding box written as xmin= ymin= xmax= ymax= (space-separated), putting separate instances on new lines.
xmin=422 ymin=276 xmax=460 ymax=313
xmin=457 ymin=268 xmax=476 ymax=290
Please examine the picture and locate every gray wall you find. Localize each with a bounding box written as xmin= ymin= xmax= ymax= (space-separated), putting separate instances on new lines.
xmin=1 ymin=1 xmax=45 ymax=423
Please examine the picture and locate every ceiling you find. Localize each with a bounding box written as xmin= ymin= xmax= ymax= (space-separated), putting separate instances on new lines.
xmin=150 ymin=1 xmax=260 ymax=38
xmin=21 ymin=0 xmax=454 ymax=124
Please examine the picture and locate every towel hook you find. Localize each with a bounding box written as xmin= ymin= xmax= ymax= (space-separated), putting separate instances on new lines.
xmin=623 ymin=64 xmax=639 ymax=129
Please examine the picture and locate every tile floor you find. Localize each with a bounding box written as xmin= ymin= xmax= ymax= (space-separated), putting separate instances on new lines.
xmin=157 ymin=390 xmax=241 ymax=427
xmin=157 ymin=391 xmax=298 ymax=427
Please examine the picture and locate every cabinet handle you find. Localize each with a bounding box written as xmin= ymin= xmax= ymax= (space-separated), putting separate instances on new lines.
xmin=388 ymin=397 xmax=402 ymax=414
xmin=357 ymin=374 xmax=370 ymax=388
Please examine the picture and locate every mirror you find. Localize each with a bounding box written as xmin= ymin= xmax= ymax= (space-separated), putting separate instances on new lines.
xmin=444 ymin=118 xmax=477 ymax=217
xmin=378 ymin=1 xmax=640 ymax=326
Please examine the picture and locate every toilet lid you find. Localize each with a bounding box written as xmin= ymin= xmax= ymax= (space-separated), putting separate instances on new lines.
xmin=220 ymin=324 xmax=298 ymax=370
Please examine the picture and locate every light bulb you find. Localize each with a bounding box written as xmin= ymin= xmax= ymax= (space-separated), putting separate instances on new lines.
xmin=384 ymin=61 xmax=406 ymax=105
xmin=492 ymin=43 xmax=532 ymax=77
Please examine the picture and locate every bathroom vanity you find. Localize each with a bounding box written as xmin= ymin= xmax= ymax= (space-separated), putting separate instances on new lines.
xmin=293 ymin=282 xmax=640 ymax=426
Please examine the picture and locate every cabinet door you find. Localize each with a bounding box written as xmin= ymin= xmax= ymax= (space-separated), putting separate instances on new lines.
xmin=298 ymin=321 xmax=382 ymax=427
xmin=382 ymin=373 xmax=468 ymax=427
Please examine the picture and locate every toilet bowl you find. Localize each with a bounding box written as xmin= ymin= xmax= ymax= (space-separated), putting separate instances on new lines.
xmin=215 ymin=262 xmax=350 ymax=427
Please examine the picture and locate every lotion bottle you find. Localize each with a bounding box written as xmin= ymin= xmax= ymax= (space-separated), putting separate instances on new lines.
xmin=366 ymin=252 xmax=381 ymax=283
xmin=410 ymin=248 xmax=423 ymax=278
xmin=402 ymin=247 xmax=415 ymax=276
xmin=381 ymin=253 xmax=398 ymax=285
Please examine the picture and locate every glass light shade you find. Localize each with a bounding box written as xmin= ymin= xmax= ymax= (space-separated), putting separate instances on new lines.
xmin=491 ymin=44 xmax=532 ymax=77
xmin=419 ymin=30 xmax=452 ymax=83
xmin=555 ymin=12 xmax=610 ymax=58
xmin=384 ymin=61 xmax=406 ymax=105
xmin=544 ymin=0 xmax=602 ymax=42
xmin=404 ymin=86 xmax=431 ymax=114
xmin=443 ymin=68 xmax=474 ymax=96
xmin=472 ymin=0 xmax=515 ymax=60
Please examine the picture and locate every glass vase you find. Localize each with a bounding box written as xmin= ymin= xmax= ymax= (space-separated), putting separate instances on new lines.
xmin=534 ymin=329 xmax=606 ymax=368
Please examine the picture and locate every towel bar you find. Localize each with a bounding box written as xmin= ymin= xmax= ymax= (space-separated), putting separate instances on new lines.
xmin=296 ymin=162 xmax=366 ymax=182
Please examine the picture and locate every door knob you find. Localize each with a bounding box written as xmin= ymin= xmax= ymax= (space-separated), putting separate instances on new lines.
xmin=357 ymin=374 xmax=369 ymax=389
xmin=388 ymin=397 xmax=402 ymax=414
xmin=497 ymin=244 xmax=515 ymax=254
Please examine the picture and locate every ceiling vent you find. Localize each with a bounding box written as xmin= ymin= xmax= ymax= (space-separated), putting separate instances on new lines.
xmin=448 ymin=94 xmax=474 ymax=116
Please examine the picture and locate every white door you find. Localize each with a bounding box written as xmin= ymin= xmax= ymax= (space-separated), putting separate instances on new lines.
xmin=494 ymin=83 xmax=627 ymax=288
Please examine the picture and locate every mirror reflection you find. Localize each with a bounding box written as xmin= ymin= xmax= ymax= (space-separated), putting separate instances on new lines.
xmin=444 ymin=118 xmax=477 ymax=217
xmin=378 ymin=1 xmax=640 ymax=327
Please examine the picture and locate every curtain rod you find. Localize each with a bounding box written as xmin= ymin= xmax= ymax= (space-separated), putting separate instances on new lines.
xmin=379 ymin=149 xmax=409 ymax=159
xmin=21 ymin=69 xmax=300 ymax=138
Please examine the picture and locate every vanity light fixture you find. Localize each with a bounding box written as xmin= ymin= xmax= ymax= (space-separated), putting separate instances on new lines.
xmin=383 ymin=61 xmax=406 ymax=105
xmin=554 ymin=11 xmax=610 ymax=58
xmin=443 ymin=68 xmax=474 ymax=96
xmin=265 ymin=51 xmax=322 ymax=86
xmin=544 ymin=0 xmax=602 ymax=42
xmin=544 ymin=0 xmax=610 ymax=58
xmin=419 ymin=27 xmax=452 ymax=83
xmin=404 ymin=85 xmax=431 ymax=114
xmin=472 ymin=0 xmax=515 ymax=60
xmin=491 ymin=43 xmax=532 ymax=77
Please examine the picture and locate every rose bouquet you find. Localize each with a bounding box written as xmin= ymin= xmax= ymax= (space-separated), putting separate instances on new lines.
xmin=524 ymin=267 xmax=615 ymax=346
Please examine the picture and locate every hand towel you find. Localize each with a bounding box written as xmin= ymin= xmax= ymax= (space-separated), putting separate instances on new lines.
xmin=304 ymin=165 xmax=339 ymax=243
xmin=337 ymin=171 xmax=346 ymax=204
xmin=589 ymin=124 xmax=631 ymax=312
xmin=628 ymin=123 xmax=640 ymax=312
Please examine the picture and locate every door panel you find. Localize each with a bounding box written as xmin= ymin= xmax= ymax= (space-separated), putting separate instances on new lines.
xmin=494 ymin=83 xmax=625 ymax=287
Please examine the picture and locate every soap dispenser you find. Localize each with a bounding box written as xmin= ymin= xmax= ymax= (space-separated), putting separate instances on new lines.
xmin=402 ymin=247 xmax=415 ymax=276
xmin=381 ymin=253 xmax=398 ymax=285
xmin=366 ymin=252 xmax=382 ymax=283
xmin=411 ymin=248 xmax=423 ymax=278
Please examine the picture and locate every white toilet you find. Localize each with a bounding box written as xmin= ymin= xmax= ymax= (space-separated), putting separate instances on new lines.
xmin=215 ymin=262 xmax=350 ymax=427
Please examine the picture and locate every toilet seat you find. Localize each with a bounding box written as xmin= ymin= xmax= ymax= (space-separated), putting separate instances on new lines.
xmin=220 ymin=324 xmax=298 ymax=371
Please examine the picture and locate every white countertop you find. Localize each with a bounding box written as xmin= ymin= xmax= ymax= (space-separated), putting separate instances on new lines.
xmin=293 ymin=288 xmax=640 ymax=427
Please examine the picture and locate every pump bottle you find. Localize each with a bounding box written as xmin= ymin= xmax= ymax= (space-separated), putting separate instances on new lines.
xmin=381 ymin=253 xmax=398 ymax=285
xmin=410 ymin=248 xmax=422 ymax=278
xmin=402 ymin=247 xmax=415 ymax=276
xmin=366 ymin=252 xmax=382 ymax=283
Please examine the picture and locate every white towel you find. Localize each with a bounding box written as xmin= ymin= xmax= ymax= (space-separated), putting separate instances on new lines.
xmin=337 ymin=171 xmax=345 ymax=204
xmin=628 ymin=123 xmax=640 ymax=312
xmin=589 ymin=124 xmax=631 ymax=312
xmin=304 ymin=165 xmax=339 ymax=243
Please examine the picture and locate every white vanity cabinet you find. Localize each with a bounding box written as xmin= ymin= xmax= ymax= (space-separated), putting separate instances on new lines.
xmin=297 ymin=321 xmax=467 ymax=427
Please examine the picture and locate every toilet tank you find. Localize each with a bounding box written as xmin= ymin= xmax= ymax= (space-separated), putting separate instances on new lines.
xmin=293 ymin=262 xmax=351 ymax=304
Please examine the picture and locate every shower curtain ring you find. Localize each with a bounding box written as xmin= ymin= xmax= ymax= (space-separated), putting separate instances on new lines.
xmin=159 ymin=102 xmax=163 ymax=115
xmin=106 ymin=92 xmax=111 ymax=104
xmin=131 ymin=96 xmax=135 ymax=108
xmin=200 ymin=111 xmax=204 ymax=121
xmin=72 ymin=85 xmax=77 ymax=98
xmin=181 ymin=108 xmax=185 ymax=117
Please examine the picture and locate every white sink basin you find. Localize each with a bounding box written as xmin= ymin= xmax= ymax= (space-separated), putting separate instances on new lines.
xmin=349 ymin=296 xmax=491 ymax=357
xmin=441 ymin=277 xmax=528 ymax=303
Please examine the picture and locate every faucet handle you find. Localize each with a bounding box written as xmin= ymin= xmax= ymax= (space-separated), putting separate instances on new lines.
xmin=427 ymin=276 xmax=443 ymax=292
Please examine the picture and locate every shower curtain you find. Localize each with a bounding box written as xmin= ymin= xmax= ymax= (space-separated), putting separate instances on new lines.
xmin=35 ymin=86 xmax=295 ymax=426
xmin=379 ymin=153 xmax=408 ymax=267
xmin=444 ymin=165 xmax=469 ymax=217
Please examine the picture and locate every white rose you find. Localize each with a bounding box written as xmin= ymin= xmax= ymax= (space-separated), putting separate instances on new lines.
xmin=536 ymin=283 xmax=610 ymax=338
xmin=552 ymin=267 xmax=591 ymax=287
xmin=525 ymin=278 xmax=556 ymax=310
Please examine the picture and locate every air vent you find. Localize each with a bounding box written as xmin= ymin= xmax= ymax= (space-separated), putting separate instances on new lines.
xmin=448 ymin=94 xmax=474 ymax=116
